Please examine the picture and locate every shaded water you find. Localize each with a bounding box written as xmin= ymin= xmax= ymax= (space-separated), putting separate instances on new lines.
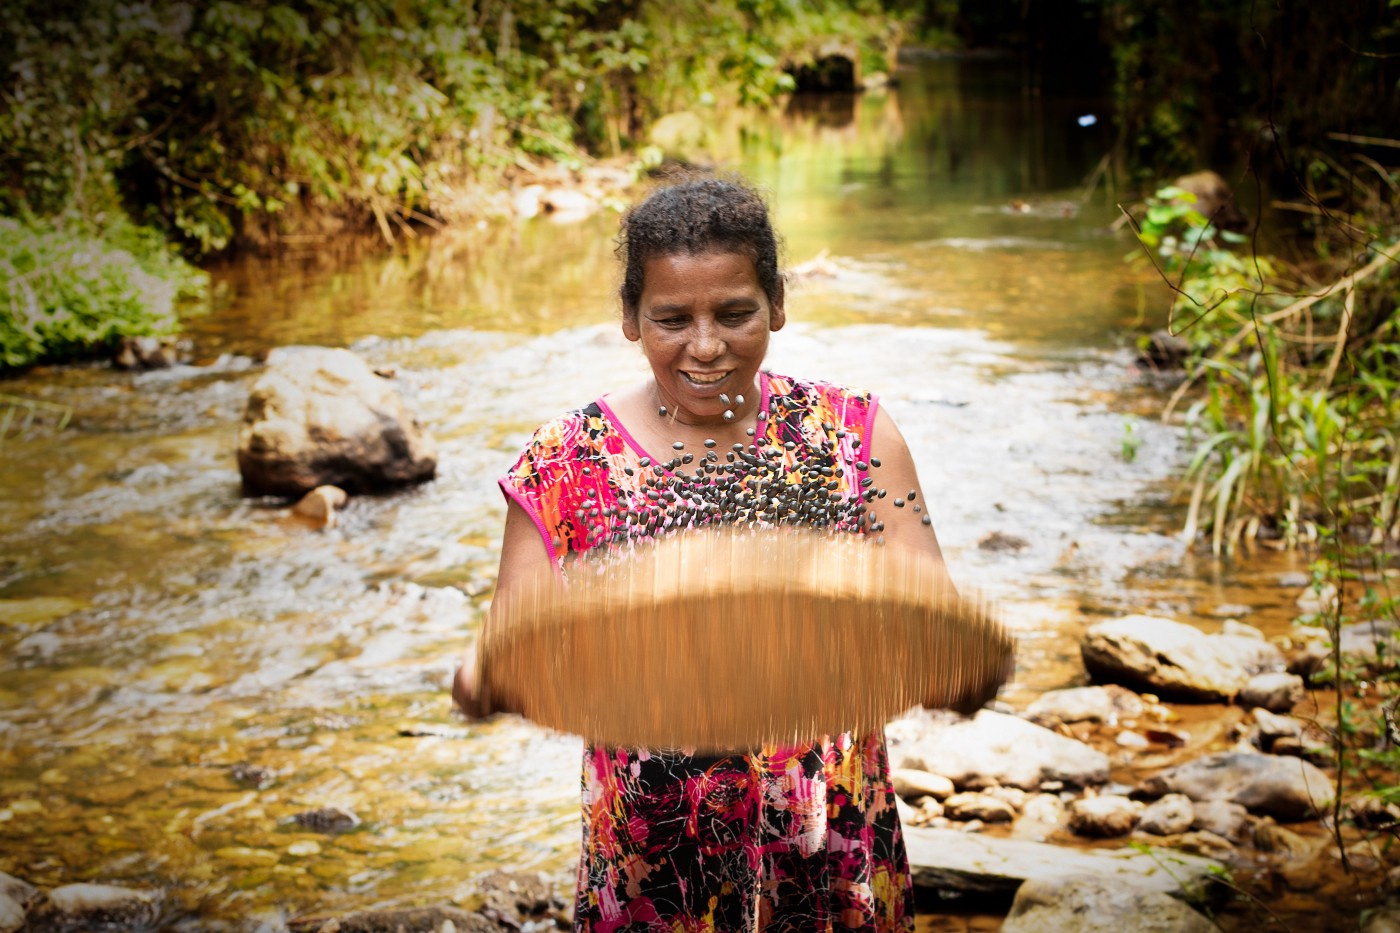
xmin=2 ymin=57 xmax=1314 ymax=928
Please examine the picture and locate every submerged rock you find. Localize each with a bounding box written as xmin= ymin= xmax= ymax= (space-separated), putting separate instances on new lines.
xmin=890 ymin=709 xmax=1109 ymax=790
xmin=1140 ymin=752 xmax=1333 ymax=820
xmin=1191 ymin=799 xmax=1251 ymax=843
xmin=943 ymin=792 xmax=1016 ymax=823
xmin=237 ymin=347 xmax=437 ymax=497
xmin=293 ymin=806 xmax=361 ymax=833
xmin=1082 ymin=615 xmax=1283 ymax=701
xmin=0 ymin=874 xmax=35 ymax=910
xmin=1002 ymin=876 xmax=1215 ymax=933
xmin=31 ymin=883 xmax=162 ymax=931
xmin=0 ymin=894 xmax=23 ymax=933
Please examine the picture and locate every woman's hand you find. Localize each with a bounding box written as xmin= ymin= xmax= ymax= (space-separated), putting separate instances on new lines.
xmin=451 ymin=645 xmax=494 ymax=719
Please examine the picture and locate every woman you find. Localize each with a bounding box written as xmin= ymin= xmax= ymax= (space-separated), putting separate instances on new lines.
xmin=455 ymin=177 xmax=959 ymax=932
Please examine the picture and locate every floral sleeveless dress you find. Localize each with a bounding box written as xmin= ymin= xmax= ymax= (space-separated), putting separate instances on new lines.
xmin=499 ymin=371 xmax=915 ymax=932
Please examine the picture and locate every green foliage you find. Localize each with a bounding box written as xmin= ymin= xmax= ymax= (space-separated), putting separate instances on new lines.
xmin=1132 ymin=179 xmax=1400 ymax=556
xmin=0 ymin=217 xmax=206 ymax=370
xmin=0 ymin=0 xmax=899 ymax=254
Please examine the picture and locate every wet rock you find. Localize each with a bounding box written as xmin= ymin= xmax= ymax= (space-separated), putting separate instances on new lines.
xmin=1067 ymin=795 xmax=1141 ymax=838
xmin=890 ymin=768 xmax=954 ymax=801
xmin=229 ymin=763 xmax=275 ymax=789
xmin=1116 ymin=729 xmax=1150 ymax=749
xmin=1173 ymin=170 xmax=1247 ymax=232
xmin=1081 ymin=615 xmax=1284 ymax=701
xmin=32 ymin=883 xmax=162 ymax=931
xmin=904 ymin=796 xmax=945 ymax=827
xmin=474 ymin=869 xmax=564 ymax=924
xmin=891 ymin=709 xmax=1109 ymax=791
xmin=1296 ymin=582 xmax=1338 ymax=614
xmin=1137 ymin=329 xmax=1191 ymax=370
xmin=1217 ymin=610 xmax=1258 ymax=626
xmin=1350 ymin=796 xmax=1400 ymax=829
xmin=0 ymin=874 xmax=36 ymax=910
xmin=238 ymin=347 xmax=437 ymax=497
xmin=1238 ymin=672 xmax=1304 ymax=712
xmin=1018 ymin=794 xmax=1065 ymax=826
xmin=1339 ymin=619 xmax=1400 ymax=668
xmin=1140 ymin=751 xmax=1333 ymax=820
xmin=289 ymin=905 xmax=493 ymax=933
xmin=977 ymin=531 xmax=1029 ymax=553
xmin=1192 ymin=800 xmax=1251 ymax=843
xmin=904 ymin=826 xmax=1223 ymax=898
xmin=944 ymin=792 xmax=1015 ymax=823
xmin=292 ymin=485 xmax=349 ymax=528
xmin=293 ymin=806 xmax=361 ymax=832
xmin=1253 ymin=821 xmax=1314 ymax=858
xmin=1363 ymin=907 xmax=1400 ymax=933
xmin=0 ymin=895 xmax=23 ymax=933
xmin=1025 ymin=684 xmax=1143 ymax=725
xmin=113 ymin=335 xmax=177 ymax=370
xmin=1176 ymin=830 xmax=1237 ymax=862
xmin=984 ymin=785 xmax=1028 ymax=812
xmin=1002 ymin=876 xmax=1215 ymax=933
xmin=1138 ymin=794 xmax=1195 ymax=835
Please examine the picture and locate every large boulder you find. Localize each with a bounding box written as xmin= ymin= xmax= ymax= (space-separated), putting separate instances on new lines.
xmin=237 ymin=347 xmax=437 ymax=497
xmin=1082 ymin=615 xmax=1283 ymax=701
xmin=890 ymin=709 xmax=1109 ymax=791
xmin=31 ymin=884 xmax=162 ymax=931
xmin=1002 ymin=876 xmax=1216 ymax=933
xmin=1139 ymin=752 xmax=1333 ymax=821
xmin=903 ymin=826 xmax=1223 ymax=898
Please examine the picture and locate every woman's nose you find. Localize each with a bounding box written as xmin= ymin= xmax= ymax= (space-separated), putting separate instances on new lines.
xmin=689 ymin=323 xmax=724 ymax=360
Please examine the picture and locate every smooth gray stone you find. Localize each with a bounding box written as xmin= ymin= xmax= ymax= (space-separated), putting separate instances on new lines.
xmin=1001 ymin=876 xmax=1216 ymax=933
xmin=904 ymin=826 xmax=1224 ymax=897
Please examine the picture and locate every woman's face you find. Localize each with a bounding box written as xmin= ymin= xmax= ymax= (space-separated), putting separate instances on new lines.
xmin=623 ymin=251 xmax=785 ymax=426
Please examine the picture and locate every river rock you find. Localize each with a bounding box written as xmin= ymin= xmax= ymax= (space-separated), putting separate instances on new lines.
xmin=1139 ymin=751 xmax=1333 ymax=820
xmin=1002 ymin=876 xmax=1215 ymax=933
xmin=1081 ymin=615 xmax=1284 ymax=701
xmin=1174 ymin=170 xmax=1246 ymax=232
xmin=903 ymin=826 xmax=1223 ymax=898
xmin=944 ymin=792 xmax=1015 ymax=823
xmin=292 ymin=484 xmax=349 ymax=528
xmin=1350 ymin=796 xmax=1400 ymax=829
xmin=237 ymin=347 xmax=437 ymax=497
xmin=1238 ymin=672 xmax=1304 ymax=712
xmin=1253 ymin=821 xmax=1315 ymax=857
xmin=1192 ymin=799 xmax=1251 ymax=843
xmin=890 ymin=768 xmax=954 ymax=801
xmin=1067 ymin=795 xmax=1141 ymax=838
xmin=288 ymin=905 xmax=493 ymax=933
xmin=113 ymin=335 xmax=177 ymax=370
xmin=0 ymin=895 xmax=22 ymax=933
xmin=293 ymin=806 xmax=361 ymax=832
xmin=1137 ymin=329 xmax=1190 ymax=369
xmin=1025 ymin=684 xmax=1143 ymax=725
xmin=1019 ymin=794 xmax=1065 ymax=826
xmin=32 ymin=883 xmax=162 ymax=931
xmin=0 ymin=875 xmax=35 ymax=910
xmin=1138 ymin=794 xmax=1195 ymax=835
xmin=890 ymin=709 xmax=1109 ymax=790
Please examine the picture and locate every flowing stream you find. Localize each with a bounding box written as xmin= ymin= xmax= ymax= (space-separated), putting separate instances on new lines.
xmin=0 ymin=55 xmax=1311 ymax=929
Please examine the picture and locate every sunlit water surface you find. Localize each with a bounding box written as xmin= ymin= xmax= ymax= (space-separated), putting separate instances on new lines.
xmin=0 ymin=56 xmax=1310 ymax=929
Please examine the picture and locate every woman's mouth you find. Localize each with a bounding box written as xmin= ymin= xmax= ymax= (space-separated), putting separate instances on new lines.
xmin=681 ymin=371 xmax=729 ymax=389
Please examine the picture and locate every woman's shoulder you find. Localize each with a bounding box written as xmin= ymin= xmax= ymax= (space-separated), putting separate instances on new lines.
xmin=505 ymin=402 xmax=615 ymax=477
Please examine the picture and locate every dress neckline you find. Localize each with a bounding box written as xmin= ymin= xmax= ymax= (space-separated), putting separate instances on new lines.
xmin=596 ymin=371 xmax=773 ymax=468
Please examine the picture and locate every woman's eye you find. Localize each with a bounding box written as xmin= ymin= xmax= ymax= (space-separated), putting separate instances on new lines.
xmin=721 ymin=310 xmax=756 ymax=324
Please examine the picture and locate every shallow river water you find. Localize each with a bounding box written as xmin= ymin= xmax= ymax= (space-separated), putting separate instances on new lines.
xmin=1 ymin=56 xmax=1316 ymax=929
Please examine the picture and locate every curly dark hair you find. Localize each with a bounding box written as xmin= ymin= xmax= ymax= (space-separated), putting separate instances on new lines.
xmin=617 ymin=175 xmax=782 ymax=320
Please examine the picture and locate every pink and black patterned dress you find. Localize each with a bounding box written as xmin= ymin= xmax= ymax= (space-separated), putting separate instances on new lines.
xmin=499 ymin=371 xmax=916 ymax=932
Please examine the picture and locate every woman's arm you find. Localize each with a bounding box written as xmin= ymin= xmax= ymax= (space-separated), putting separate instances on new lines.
xmin=452 ymin=497 xmax=554 ymax=718
xmin=864 ymin=406 xmax=953 ymax=583
xmin=865 ymin=405 xmax=1011 ymax=713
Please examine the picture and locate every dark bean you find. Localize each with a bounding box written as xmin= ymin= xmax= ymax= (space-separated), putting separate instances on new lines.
xmin=908 ymin=489 xmax=917 ymax=501
xmin=894 ymin=499 xmax=905 ymax=507
xmin=869 ymin=457 xmax=882 ymax=468
xmin=658 ymin=406 xmax=668 ymax=417
xmin=921 ymin=514 xmax=932 ymax=525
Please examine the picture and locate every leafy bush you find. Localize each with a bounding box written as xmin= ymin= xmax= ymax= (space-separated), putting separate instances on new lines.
xmin=0 ymin=218 xmax=206 ymax=369
xmin=0 ymin=0 xmax=900 ymax=254
xmin=1131 ymin=175 xmax=1400 ymax=555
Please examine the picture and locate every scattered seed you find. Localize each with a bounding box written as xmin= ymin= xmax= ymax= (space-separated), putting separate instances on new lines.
xmin=870 ymin=457 xmax=882 ymax=468
xmin=894 ymin=498 xmax=905 ymax=507
xmin=704 ymin=438 xmax=717 ymax=448
xmin=723 ymin=410 xmax=735 ymax=422
xmin=907 ymin=489 xmax=917 ymax=501
xmin=720 ymin=393 xmax=730 ymax=405
xmin=672 ymin=441 xmax=685 ymax=450
xmin=658 ymin=406 xmax=668 ymax=417
xmin=921 ymin=514 xmax=932 ymax=525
